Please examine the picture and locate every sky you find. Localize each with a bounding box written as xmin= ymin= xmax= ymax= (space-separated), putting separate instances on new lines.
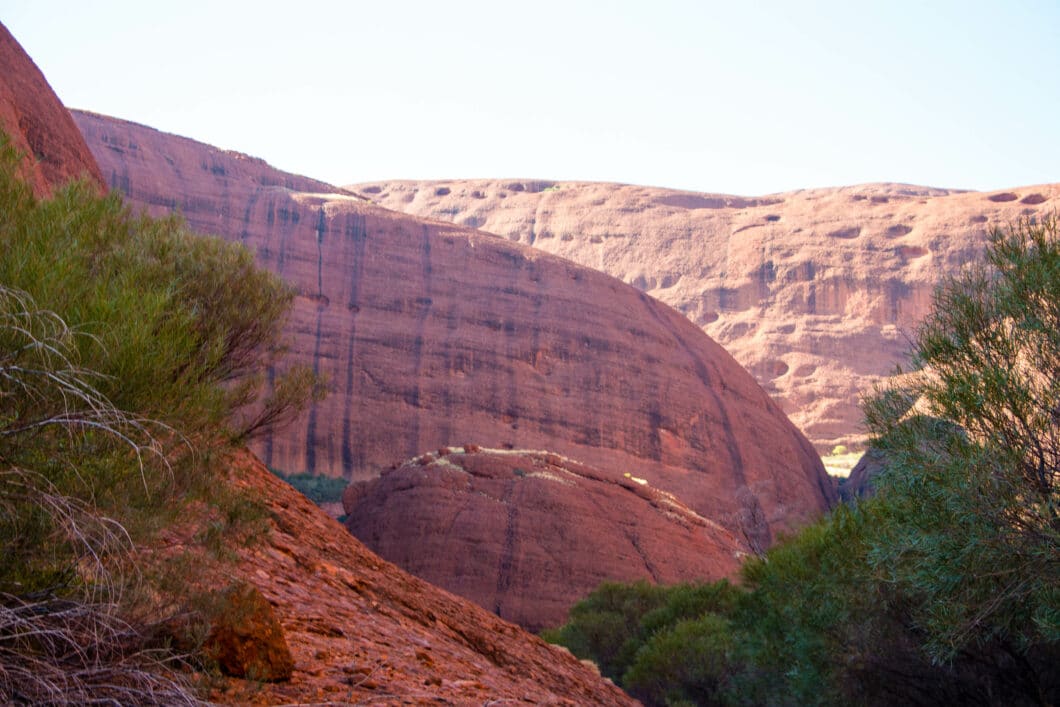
xmin=4 ymin=1 xmax=1059 ymax=195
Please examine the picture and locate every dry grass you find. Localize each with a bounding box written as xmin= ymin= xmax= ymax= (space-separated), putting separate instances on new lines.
xmin=0 ymin=593 xmax=201 ymax=705
xmin=0 ymin=285 xmax=201 ymax=704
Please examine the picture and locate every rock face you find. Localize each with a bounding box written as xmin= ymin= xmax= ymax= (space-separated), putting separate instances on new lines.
xmin=345 ymin=446 xmax=747 ymax=631
xmin=356 ymin=179 xmax=1060 ymax=452
xmin=75 ymin=111 xmax=835 ymax=545
xmin=205 ymin=451 xmax=637 ymax=704
xmin=0 ymin=23 xmax=104 ymax=196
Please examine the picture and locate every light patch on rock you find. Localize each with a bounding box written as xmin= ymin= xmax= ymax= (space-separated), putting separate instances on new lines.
xmin=291 ymin=191 xmax=368 ymax=204
xmin=527 ymin=471 xmax=576 ymax=486
xmin=429 ymin=457 xmax=468 ymax=474
xmin=478 ymin=446 xmax=576 ymax=464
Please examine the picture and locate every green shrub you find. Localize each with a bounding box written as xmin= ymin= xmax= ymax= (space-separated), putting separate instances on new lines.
xmin=543 ymin=580 xmax=671 ymax=680
xmin=0 ymin=126 xmax=316 ymax=580
xmin=864 ymin=216 xmax=1060 ymax=658
xmin=0 ymin=130 xmax=318 ymax=702
xmin=544 ymin=579 xmax=742 ymax=694
xmin=623 ymin=614 xmax=734 ymax=707
xmin=546 ymin=218 xmax=1060 ymax=706
xmin=270 ymin=469 xmax=348 ymax=506
xmin=0 ymin=134 xmax=319 ymax=446
xmin=636 ymin=581 xmax=740 ymax=639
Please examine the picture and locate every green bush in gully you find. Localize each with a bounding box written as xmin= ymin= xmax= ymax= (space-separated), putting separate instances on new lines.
xmin=269 ymin=469 xmax=348 ymax=506
xmin=0 ymin=133 xmax=320 ymax=703
xmin=548 ymin=218 xmax=1060 ymax=706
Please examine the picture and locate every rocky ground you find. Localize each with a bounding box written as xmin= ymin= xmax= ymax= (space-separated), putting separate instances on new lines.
xmin=197 ymin=451 xmax=637 ymax=705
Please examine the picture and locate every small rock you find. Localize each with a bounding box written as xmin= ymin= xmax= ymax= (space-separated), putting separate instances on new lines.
xmin=203 ymin=583 xmax=294 ymax=682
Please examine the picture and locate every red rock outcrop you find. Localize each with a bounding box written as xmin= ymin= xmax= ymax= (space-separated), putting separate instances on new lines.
xmin=345 ymin=446 xmax=747 ymax=631
xmin=0 ymin=23 xmax=104 ymax=196
xmin=75 ymin=111 xmax=835 ymax=545
xmin=201 ymin=450 xmax=637 ymax=704
xmin=202 ymin=583 xmax=295 ymax=682
xmin=356 ymin=179 xmax=1059 ymax=452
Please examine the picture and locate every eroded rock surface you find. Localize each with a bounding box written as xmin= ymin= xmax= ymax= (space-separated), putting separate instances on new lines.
xmin=357 ymin=178 xmax=1059 ymax=451
xmin=0 ymin=23 xmax=104 ymax=196
xmin=75 ymin=111 xmax=835 ymax=544
xmin=345 ymin=446 xmax=747 ymax=631
xmin=202 ymin=451 xmax=638 ymax=704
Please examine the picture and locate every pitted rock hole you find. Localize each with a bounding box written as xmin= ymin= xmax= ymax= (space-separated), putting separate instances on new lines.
xmin=828 ymin=226 xmax=862 ymax=239
xmin=885 ymin=224 xmax=912 ymax=238
xmin=987 ymin=192 xmax=1018 ymax=203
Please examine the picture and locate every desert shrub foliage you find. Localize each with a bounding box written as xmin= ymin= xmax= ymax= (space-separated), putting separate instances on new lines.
xmin=547 ymin=218 xmax=1060 ymax=706
xmin=0 ymin=131 xmax=317 ymax=702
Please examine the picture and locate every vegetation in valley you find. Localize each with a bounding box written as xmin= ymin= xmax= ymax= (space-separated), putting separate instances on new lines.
xmin=546 ymin=217 xmax=1060 ymax=706
xmin=269 ymin=468 xmax=348 ymax=506
xmin=0 ymin=132 xmax=320 ymax=703
xmin=820 ymin=444 xmax=862 ymax=478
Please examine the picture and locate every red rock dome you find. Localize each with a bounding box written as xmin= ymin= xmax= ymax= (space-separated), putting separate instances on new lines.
xmin=0 ymin=23 xmax=104 ymax=196
xmin=345 ymin=446 xmax=748 ymax=630
xmin=75 ymin=111 xmax=835 ymax=548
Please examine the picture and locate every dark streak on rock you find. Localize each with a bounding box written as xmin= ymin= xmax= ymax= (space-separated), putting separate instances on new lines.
xmin=627 ymin=531 xmax=660 ymax=583
xmin=305 ymin=312 xmax=324 ymax=475
xmin=341 ymin=212 xmax=368 ymax=474
xmin=240 ymin=192 xmax=259 ymax=246
xmin=494 ymin=479 xmax=520 ymax=615
xmin=638 ymin=293 xmax=748 ymax=488
xmin=407 ymin=226 xmax=434 ymax=458
xmin=583 ymin=481 xmax=660 ymax=582
xmin=315 ymin=208 xmax=327 ymax=298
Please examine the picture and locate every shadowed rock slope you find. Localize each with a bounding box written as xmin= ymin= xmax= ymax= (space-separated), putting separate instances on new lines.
xmin=75 ymin=110 xmax=835 ymax=545
xmin=357 ymin=178 xmax=1060 ymax=452
xmin=344 ymin=446 xmax=747 ymax=631
xmin=202 ymin=451 xmax=637 ymax=704
xmin=0 ymin=22 xmax=104 ymax=196
xmin=839 ymin=449 xmax=886 ymax=502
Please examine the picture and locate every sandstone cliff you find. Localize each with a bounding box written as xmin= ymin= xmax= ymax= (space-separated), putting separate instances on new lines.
xmin=75 ymin=111 xmax=835 ymax=545
xmin=355 ymin=178 xmax=1059 ymax=452
xmin=345 ymin=446 xmax=747 ymax=631
xmin=0 ymin=23 xmax=104 ymax=196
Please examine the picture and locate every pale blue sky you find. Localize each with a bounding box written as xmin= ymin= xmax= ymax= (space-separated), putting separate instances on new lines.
xmin=4 ymin=1 xmax=1058 ymax=194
